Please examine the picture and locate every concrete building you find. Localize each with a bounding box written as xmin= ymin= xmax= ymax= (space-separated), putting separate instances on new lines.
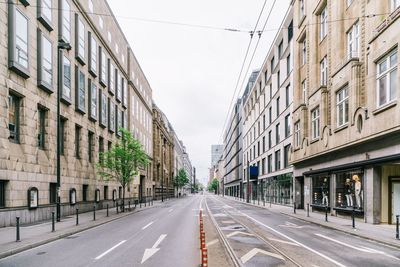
xmin=152 ymin=104 xmax=174 ymax=200
xmin=291 ymin=0 xmax=400 ymax=224
xmin=182 ymin=148 xmax=193 ymax=194
xmin=222 ymin=98 xmax=243 ymax=198
xmin=242 ymin=6 xmax=294 ymax=204
xmin=211 ymin=144 xmax=223 ymax=166
xmin=171 ymin=129 xmax=192 ymax=196
xmin=0 ymin=0 xmax=154 ymax=226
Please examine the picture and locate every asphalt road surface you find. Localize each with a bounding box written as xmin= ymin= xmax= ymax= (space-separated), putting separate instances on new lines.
xmin=0 ymin=196 xmax=202 ymax=267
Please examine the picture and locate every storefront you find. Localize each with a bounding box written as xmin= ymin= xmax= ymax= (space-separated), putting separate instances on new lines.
xmin=263 ymin=173 xmax=293 ymax=206
xmin=334 ymin=170 xmax=364 ymax=213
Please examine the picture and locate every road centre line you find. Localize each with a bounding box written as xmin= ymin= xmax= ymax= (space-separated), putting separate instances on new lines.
xmin=315 ymin=234 xmax=375 ymax=253
xmin=95 ymin=240 xmax=126 ymax=260
xmin=212 ymin=197 xmax=347 ymax=267
xmin=142 ymin=221 xmax=154 ymax=230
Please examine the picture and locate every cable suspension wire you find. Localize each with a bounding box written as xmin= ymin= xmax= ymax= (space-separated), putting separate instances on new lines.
xmin=219 ymin=0 xmax=269 ymax=143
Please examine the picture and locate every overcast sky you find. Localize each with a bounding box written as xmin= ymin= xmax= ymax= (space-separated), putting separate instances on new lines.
xmin=107 ymin=0 xmax=291 ymax=185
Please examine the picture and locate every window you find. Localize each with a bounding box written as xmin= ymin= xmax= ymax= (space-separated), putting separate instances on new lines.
xmin=278 ymin=40 xmax=283 ymax=58
xmin=99 ymin=136 xmax=104 ymax=163
xmin=275 ymin=150 xmax=281 ymax=171
xmin=104 ymin=186 xmax=108 ymax=200
xmin=83 ymin=184 xmax=88 ymax=201
xmin=268 ymin=155 xmax=272 ymax=173
xmin=263 ymin=114 xmax=266 ymax=130
xmin=337 ymin=86 xmax=349 ymax=127
xmin=122 ymin=78 xmax=128 ymax=107
xmin=300 ymin=0 xmax=305 ymax=18
xmin=311 ymin=107 xmax=320 ymax=140
xmin=376 ymin=50 xmax=397 ymax=107
xmin=60 ymin=118 xmax=66 ymax=155
xmin=8 ymin=93 xmax=20 ymax=143
xmin=38 ymin=0 xmax=53 ymax=30
xmin=347 ymin=23 xmax=359 ymax=59
xmin=276 ymin=97 xmax=280 ymax=115
xmin=285 ymin=84 xmax=290 ymax=107
xmin=0 ymin=180 xmax=6 ymax=208
xmin=62 ymin=56 xmax=71 ymax=102
xmin=302 ymin=80 xmax=307 ymax=104
xmin=391 ymin=0 xmax=400 ymax=12
xmin=347 ymin=0 xmax=354 ymax=7
xmin=262 ymin=158 xmax=266 ymax=175
xmin=264 ymin=71 xmax=268 ymax=82
xmin=257 ymin=141 xmax=260 ymax=156
xmin=277 ymin=71 xmax=280 ymax=87
xmin=60 ymin=0 xmax=71 ymax=43
xmin=75 ymin=15 xmax=85 ymax=63
xmin=37 ymin=30 xmax=53 ymax=91
xmin=49 ymin=183 xmax=57 ymax=204
xmin=89 ymin=80 xmax=97 ymax=120
xmin=100 ymin=49 xmax=107 ymax=86
xmin=271 ymin=57 xmax=275 ymax=71
xmin=75 ymin=67 xmax=85 ymax=113
xmin=275 ymin=123 xmax=280 ymax=143
xmin=285 ymin=114 xmax=291 ymax=138
xmin=116 ymin=71 xmax=122 ymax=102
xmin=88 ymin=131 xmax=94 ymax=163
xmin=100 ymin=91 xmax=107 ymax=127
xmin=108 ymin=99 xmax=116 ymax=132
xmin=9 ymin=6 xmax=29 ymax=77
xmin=284 ymin=145 xmax=290 ymax=168
xmin=288 ymin=20 xmax=293 ymax=41
xmin=262 ymin=136 xmax=266 ymax=153
xmin=38 ymin=107 xmax=46 ymax=149
xmin=320 ymin=56 xmax=327 ymax=86
xmin=269 ymin=106 xmax=272 ymax=124
xmin=287 ymin=54 xmax=291 ymax=75
xmin=302 ymin=39 xmax=307 ymax=65
xmin=268 ymin=130 xmax=272 ymax=149
xmin=108 ymin=61 xmax=115 ymax=95
xmin=89 ymin=33 xmax=97 ymax=76
xmin=320 ymin=6 xmax=327 ymax=40
xmin=75 ymin=125 xmax=81 ymax=158
xmin=294 ymin=121 xmax=300 ymax=148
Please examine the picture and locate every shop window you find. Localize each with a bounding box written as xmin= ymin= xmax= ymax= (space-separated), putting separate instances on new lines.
xmin=8 ymin=93 xmax=21 ymax=143
xmin=49 ymin=183 xmax=57 ymax=204
xmin=312 ymin=176 xmax=330 ymax=206
xmin=335 ymin=171 xmax=363 ymax=210
xmin=376 ymin=50 xmax=397 ymax=107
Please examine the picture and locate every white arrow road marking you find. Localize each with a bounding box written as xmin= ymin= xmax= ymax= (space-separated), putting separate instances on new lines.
xmin=141 ymin=234 xmax=167 ymax=264
xmin=206 ymin=239 xmax=219 ymax=247
xmin=279 ymin=221 xmax=304 ymax=229
xmin=142 ymin=221 xmax=154 ymax=230
xmin=95 ymin=240 xmax=126 ymax=260
xmin=268 ymin=238 xmax=300 ymax=246
xmin=241 ymin=248 xmax=285 ymax=264
xmin=226 ymin=231 xmax=253 ymax=238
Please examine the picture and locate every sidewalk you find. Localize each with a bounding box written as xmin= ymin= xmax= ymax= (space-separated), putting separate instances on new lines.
xmin=222 ymin=195 xmax=400 ymax=249
xmin=0 ymin=200 xmax=162 ymax=260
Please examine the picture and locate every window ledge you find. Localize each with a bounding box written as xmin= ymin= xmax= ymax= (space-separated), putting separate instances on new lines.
xmin=9 ymin=63 xmax=30 ymax=79
xmin=75 ymin=106 xmax=86 ymax=115
xmin=298 ymin=15 xmax=306 ymax=28
xmin=38 ymin=16 xmax=53 ymax=32
xmin=38 ymin=81 xmax=54 ymax=94
xmin=310 ymin=138 xmax=320 ymax=144
xmin=76 ymin=55 xmax=85 ymax=66
xmin=334 ymin=123 xmax=349 ymax=133
xmin=372 ymin=101 xmax=397 ymax=115
xmin=61 ymin=96 xmax=71 ymax=106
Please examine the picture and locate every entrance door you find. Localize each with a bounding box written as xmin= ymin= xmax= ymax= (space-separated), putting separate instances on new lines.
xmin=295 ymin=176 xmax=304 ymax=209
xmin=392 ymin=182 xmax=400 ymax=224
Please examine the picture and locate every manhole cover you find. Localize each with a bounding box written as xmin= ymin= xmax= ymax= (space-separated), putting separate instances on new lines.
xmin=36 ymin=252 xmax=46 ymax=255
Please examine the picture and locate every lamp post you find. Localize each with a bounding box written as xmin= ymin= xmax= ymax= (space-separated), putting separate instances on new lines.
xmin=56 ymin=40 xmax=71 ymax=222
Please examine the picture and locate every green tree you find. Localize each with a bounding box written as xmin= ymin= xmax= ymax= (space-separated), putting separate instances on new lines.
xmin=173 ymin=168 xmax=189 ymax=197
xmin=97 ymin=128 xmax=149 ymax=211
xmin=208 ymin=178 xmax=219 ymax=194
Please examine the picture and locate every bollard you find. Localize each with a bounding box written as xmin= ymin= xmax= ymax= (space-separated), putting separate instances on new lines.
xmin=258 ymin=197 xmax=260 ymax=205
xmin=140 ymin=200 xmax=142 ymax=208
xmin=135 ymin=200 xmax=137 ymax=209
xmin=293 ymin=202 xmax=296 ymax=214
xmin=325 ymin=206 xmax=328 ymax=222
xmin=202 ymin=248 xmax=208 ymax=267
xmin=145 ymin=197 xmax=147 ymax=207
xmin=107 ymin=204 xmax=109 ymax=217
xmin=93 ymin=205 xmax=96 ymax=221
xmin=76 ymin=208 xmax=79 ymax=225
xmin=263 ymin=198 xmax=265 ymax=206
xmin=396 ymin=215 xmax=399 ymax=240
xmin=129 ymin=201 xmax=131 ymax=211
xmin=270 ymin=197 xmax=272 ymax=208
xmin=352 ymin=206 xmax=355 ymax=229
xmin=307 ymin=204 xmax=310 ymax=217
xmin=16 ymin=217 xmax=20 ymax=242
xmin=116 ymin=201 xmax=119 ymax=214
xmin=52 ymin=211 xmax=55 ymax=232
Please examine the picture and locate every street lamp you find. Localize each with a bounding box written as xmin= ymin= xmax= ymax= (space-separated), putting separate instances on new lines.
xmin=56 ymin=40 xmax=71 ymax=222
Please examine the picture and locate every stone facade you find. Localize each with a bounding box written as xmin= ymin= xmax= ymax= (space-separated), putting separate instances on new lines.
xmin=291 ymin=0 xmax=400 ymax=224
xmin=0 ymin=0 xmax=153 ymax=226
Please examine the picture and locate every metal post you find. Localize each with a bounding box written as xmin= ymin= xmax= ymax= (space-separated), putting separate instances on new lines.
xmin=76 ymin=208 xmax=79 ymax=225
xmin=93 ymin=205 xmax=96 ymax=221
xmin=396 ymin=215 xmax=399 ymax=240
xmin=16 ymin=217 xmax=20 ymax=242
xmin=352 ymin=206 xmax=355 ymax=229
xmin=294 ymin=202 xmax=296 ymax=214
xmin=52 ymin=211 xmax=55 ymax=232
xmin=307 ymin=203 xmax=310 ymax=217
xmin=56 ymin=46 xmax=61 ymax=223
xmin=145 ymin=196 xmax=147 ymax=207
xmin=107 ymin=204 xmax=109 ymax=217
xmin=263 ymin=197 xmax=265 ymax=206
xmin=129 ymin=201 xmax=131 ymax=211
xmin=270 ymin=196 xmax=272 ymax=208
xmin=116 ymin=201 xmax=119 ymax=214
xmin=325 ymin=206 xmax=328 ymax=222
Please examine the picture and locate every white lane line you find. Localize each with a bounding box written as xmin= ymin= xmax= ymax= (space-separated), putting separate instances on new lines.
xmin=199 ymin=196 xmax=204 ymax=211
xmin=315 ymin=234 xmax=373 ymax=253
xmin=212 ymin=197 xmax=347 ymax=267
xmin=268 ymin=238 xmax=300 ymax=247
xmin=95 ymin=240 xmax=126 ymax=260
xmin=168 ymin=208 xmax=173 ymax=213
xmin=142 ymin=221 xmax=154 ymax=230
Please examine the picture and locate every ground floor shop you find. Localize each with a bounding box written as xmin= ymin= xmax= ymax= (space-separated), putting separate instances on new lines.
xmin=224 ymin=181 xmax=242 ymax=197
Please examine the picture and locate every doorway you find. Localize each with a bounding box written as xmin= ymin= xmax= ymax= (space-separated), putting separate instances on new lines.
xmin=390 ymin=177 xmax=400 ymax=224
xmin=295 ymin=176 xmax=304 ymax=209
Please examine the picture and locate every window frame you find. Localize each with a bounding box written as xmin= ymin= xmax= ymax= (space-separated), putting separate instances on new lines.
xmin=320 ymin=56 xmax=327 ymax=86
xmin=38 ymin=107 xmax=47 ymax=150
xmin=99 ymin=47 xmax=107 ymax=87
xmin=38 ymin=0 xmax=53 ymax=31
xmin=88 ymin=79 xmax=98 ymax=121
xmin=108 ymin=60 xmax=115 ymax=95
xmin=8 ymin=93 xmax=21 ymax=143
xmin=37 ymin=29 xmax=53 ymax=93
xmin=376 ymin=50 xmax=397 ymax=108
xmin=285 ymin=114 xmax=291 ymax=138
xmin=59 ymin=0 xmax=71 ymax=44
xmin=347 ymin=22 xmax=359 ymax=59
xmin=275 ymin=123 xmax=280 ymax=144
xmin=88 ymin=32 xmax=97 ymax=76
xmin=336 ymin=86 xmax=349 ymax=127
xmin=61 ymin=55 xmax=72 ymax=104
xmin=320 ymin=6 xmax=327 ymax=40
xmin=99 ymin=90 xmax=107 ymax=127
xmin=108 ymin=98 xmax=116 ymax=133
xmin=311 ymin=107 xmax=320 ymax=140
xmin=75 ymin=66 xmax=86 ymax=114
xmin=301 ymin=39 xmax=307 ymax=66
xmin=75 ymin=124 xmax=81 ymax=159
xmin=75 ymin=14 xmax=85 ymax=64
xmin=275 ymin=149 xmax=281 ymax=171
xmin=294 ymin=121 xmax=300 ymax=148
xmin=116 ymin=71 xmax=122 ymax=102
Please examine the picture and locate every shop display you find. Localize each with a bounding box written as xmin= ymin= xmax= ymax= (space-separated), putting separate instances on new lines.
xmin=312 ymin=176 xmax=330 ymax=206
xmin=335 ymin=171 xmax=363 ymax=210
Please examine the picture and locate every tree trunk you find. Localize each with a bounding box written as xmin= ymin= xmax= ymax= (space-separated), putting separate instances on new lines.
xmin=122 ymin=185 xmax=125 ymax=212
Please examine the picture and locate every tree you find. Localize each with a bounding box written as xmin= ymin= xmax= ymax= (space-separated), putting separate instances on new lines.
xmin=173 ymin=168 xmax=189 ymax=197
xmin=97 ymin=128 xmax=149 ymax=211
xmin=208 ymin=178 xmax=219 ymax=194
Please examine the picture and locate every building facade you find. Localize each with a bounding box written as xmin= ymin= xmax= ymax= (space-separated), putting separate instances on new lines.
xmin=291 ymin=0 xmax=400 ymax=224
xmin=211 ymin=144 xmax=223 ymax=166
xmin=0 ymin=0 xmax=154 ymax=226
xmin=242 ymin=6 xmax=294 ymax=205
xmin=222 ymin=98 xmax=243 ymax=198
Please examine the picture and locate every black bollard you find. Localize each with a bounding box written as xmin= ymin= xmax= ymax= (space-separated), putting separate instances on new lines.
xmin=52 ymin=211 xmax=55 ymax=232
xmin=140 ymin=200 xmax=142 ymax=208
xmin=263 ymin=198 xmax=265 ymax=206
xmin=93 ymin=205 xmax=96 ymax=221
xmin=107 ymin=204 xmax=109 ymax=217
xmin=270 ymin=197 xmax=272 ymax=208
xmin=116 ymin=201 xmax=119 ymax=214
xmin=76 ymin=208 xmax=79 ymax=225
xmin=129 ymin=201 xmax=131 ymax=211
xmin=135 ymin=200 xmax=137 ymax=209
xmin=307 ymin=204 xmax=310 ymax=217
xmin=145 ymin=197 xmax=147 ymax=207
xmin=294 ymin=202 xmax=296 ymax=214
xmin=325 ymin=206 xmax=328 ymax=222
xmin=258 ymin=197 xmax=260 ymax=205
xmin=352 ymin=206 xmax=355 ymax=229
xmin=16 ymin=217 xmax=20 ymax=242
xmin=396 ymin=215 xmax=399 ymax=240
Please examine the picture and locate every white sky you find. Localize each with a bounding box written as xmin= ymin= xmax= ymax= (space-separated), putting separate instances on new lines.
xmin=107 ymin=0 xmax=291 ymax=185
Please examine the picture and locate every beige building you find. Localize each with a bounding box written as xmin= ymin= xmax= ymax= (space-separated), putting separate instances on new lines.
xmin=291 ymin=0 xmax=400 ymax=224
xmin=0 ymin=0 xmax=152 ymax=226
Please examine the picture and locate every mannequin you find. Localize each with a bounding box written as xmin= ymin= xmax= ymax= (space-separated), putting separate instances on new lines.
xmin=353 ymin=175 xmax=362 ymax=209
xmin=321 ymin=178 xmax=329 ymax=206
xmin=345 ymin=178 xmax=353 ymax=207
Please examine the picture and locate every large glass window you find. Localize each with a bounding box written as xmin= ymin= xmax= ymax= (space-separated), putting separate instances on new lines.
xmin=62 ymin=56 xmax=71 ymax=102
xmin=335 ymin=171 xmax=364 ymax=210
xmin=285 ymin=114 xmax=290 ymax=138
xmin=311 ymin=107 xmax=320 ymax=140
xmin=9 ymin=7 xmax=29 ymax=76
xmin=108 ymin=61 xmax=115 ymax=95
xmin=320 ymin=6 xmax=327 ymax=40
xmin=89 ymin=33 xmax=97 ymax=75
xmin=347 ymin=23 xmax=359 ymax=59
xmin=8 ymin=94 xmax=20 ymax=143
xmin=312 ymin=176 xmax=330 ymax=206
xmin=294 ymin=121 xmax=300 ymax=148
xmin=38 ymin=31 xmax=53 ymax=91
xmin=264 ymin=174 xmax=293 ymax=205
xmin=100 ymin=91 xmax=107 ymax=127
xmin=376 ymin=50 xmax=397 ymax=107
xmin=301 ymin=39 xmax=307 ymax=65
xmin=76 ymin=16 xmax=85 ymax=62
xmin=320 ymin=56 xmax=327 ymax=86
xmin=116 ymin=71 xmax=122 ymax=102
xmin=108 ymin=99 xmax=115 ymax=132
xmin=89 ymin=80 xmax=97 ymax=120
xmin=38 ymin=0 xmax=53 ymax=30
xmin=75 ymin=67 xmax=85 ymax=113
xmin=336 ymin=86 xmax=349 ymax=127
xmin=61 ymin=0 xmax=71 ymax=43
xmin=100 ymin=49 xmax=107 ymax=86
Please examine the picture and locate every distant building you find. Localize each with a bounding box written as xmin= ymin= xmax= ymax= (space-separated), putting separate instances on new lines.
xmin=211 ymin=145 xmax=223 ymax=166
